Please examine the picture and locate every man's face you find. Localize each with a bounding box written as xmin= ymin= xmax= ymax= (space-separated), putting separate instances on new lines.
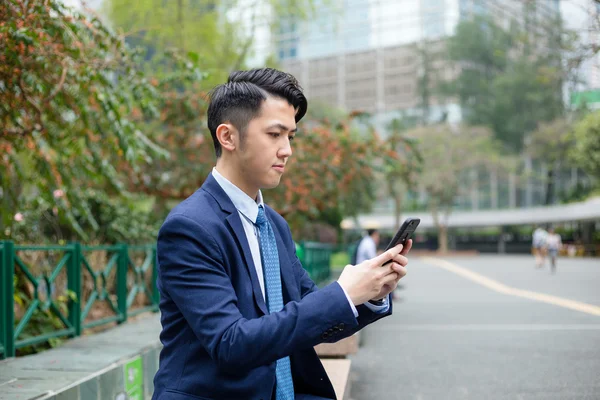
xmin=235 ymin=96 xmax=297 ymax=193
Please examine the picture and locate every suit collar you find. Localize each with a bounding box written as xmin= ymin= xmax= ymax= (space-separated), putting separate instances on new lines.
xmin=211 ymin=168 xmax=263 ymax=223
xmin=200 ymin=172 xmax=237 ymax=214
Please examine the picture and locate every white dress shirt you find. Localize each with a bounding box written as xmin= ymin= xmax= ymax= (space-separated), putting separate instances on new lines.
xmin=211 ymin=168 xmax=388 ymax=317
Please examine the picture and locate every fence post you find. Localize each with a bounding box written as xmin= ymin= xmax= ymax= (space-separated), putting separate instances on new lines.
xmin=1 ymin=241 xmax=16 ymax=358
xmin=117 ymin=243 xmax=128 ymax=323
xmin=151 ymin=246 xmax=159 ymax=310
xmin=68 ymin=242 xmax=82 ymax=337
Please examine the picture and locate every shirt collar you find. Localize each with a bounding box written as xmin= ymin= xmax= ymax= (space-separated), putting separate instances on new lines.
xmin=211 ymin=167 xmax=263 ymax=223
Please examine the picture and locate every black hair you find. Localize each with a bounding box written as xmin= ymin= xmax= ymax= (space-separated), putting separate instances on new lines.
xmin=207 ymin=68 xmax=308 ymax=158
xmin=367 ymin=229 xmax=379 ymax=236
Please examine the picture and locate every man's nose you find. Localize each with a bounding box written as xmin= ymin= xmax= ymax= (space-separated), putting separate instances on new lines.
xmin=278 ymin=139 xmax=293 ymax=158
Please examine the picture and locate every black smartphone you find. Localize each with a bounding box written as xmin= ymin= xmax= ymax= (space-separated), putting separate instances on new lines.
xmin=384 ymin=217 xmax=420 ymax=253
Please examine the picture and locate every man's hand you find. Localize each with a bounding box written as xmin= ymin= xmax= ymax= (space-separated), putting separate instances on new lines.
xmin=337 ymin=239 xmax=411 ymax=305
xmin=372 ymin=238 xmax=411 ymax=300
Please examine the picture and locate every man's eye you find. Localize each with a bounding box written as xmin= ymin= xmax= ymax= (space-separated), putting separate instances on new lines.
xmin=269 ymin=133 xmax=280 ymax=138
xmin=289 ymin=135 xmax=295 ymax=141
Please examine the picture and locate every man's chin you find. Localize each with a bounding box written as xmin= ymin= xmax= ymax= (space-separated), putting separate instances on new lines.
xmin=262 ymin=178 xmax=282 ymax=190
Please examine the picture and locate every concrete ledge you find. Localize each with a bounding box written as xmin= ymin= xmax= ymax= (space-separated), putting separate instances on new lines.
xmin=320 ymin=359 xmax=352 ymax=400
xmin=314 ymin=332 xmax=359 ymax=358
xmin=0 ymin=314 xmax=356 ymax=400
xmin=0 ymin=313 xmax=162 ymax=400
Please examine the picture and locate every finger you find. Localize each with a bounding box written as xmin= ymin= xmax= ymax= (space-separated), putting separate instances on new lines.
xmin=372 ymin=243 xmax=403 ymax=266
xmin=392 ymin=254 xmax=408 ymax=267
xmin=400 ymin=239 xmax=413 ymax=255
xmin=381 ymin=272 xmax=399 ymax=285
xmin=376 ymin=262 xmax=397 ymax=280
xmin=391 ymin=264 xmax=407 ymax=279
xmin=392 ymin=263 xmax=408 ymax=278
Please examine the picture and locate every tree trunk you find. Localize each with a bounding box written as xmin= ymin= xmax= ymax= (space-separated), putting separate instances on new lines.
xmin=394 ymin=192 xmax=402 ymax=231
xmin=545 ymin=167 xmax=554 ymax=205
xmin=438 ymin=224 xmax=449 ymax=253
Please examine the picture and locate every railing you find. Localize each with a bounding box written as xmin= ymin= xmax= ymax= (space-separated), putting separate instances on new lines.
xmin=299 ymin=241 xmax=335 ymax=285
xmin=0 ymin=241 xmax=158 ymax=359
xmin=0 ymin=240 xmax=331 ymax=360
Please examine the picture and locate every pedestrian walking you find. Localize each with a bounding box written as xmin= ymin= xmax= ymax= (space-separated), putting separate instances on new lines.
xmin=532 ymin=225 xmax=548 ymax=268
xmin=545 ymin=227 xmax=562 ymax=274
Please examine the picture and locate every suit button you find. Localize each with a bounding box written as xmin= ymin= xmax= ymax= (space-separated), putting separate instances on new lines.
xmin=322 ymin=332 xmax=329 ymax=339
xmin=339 ymin=323 xmax=345 ymax=330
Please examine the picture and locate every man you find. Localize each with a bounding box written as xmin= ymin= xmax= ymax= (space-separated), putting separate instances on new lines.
xmin=532 ymin=225 xmax=548 ymax=268
xmin=152 ymin=68 xmax=411 ymax=400
xmin=545 ymin=227 xmax=562 ymax=274
xmin=355 ymin=228 xmax=380 ymax=264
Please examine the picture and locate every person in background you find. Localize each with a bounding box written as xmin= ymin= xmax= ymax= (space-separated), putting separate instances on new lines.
xmin=354 ymin=229 xmax=401 ymax=300
xmin=355 ymin=228 xmax=380 ymax=264
xmin=545 ymin=227 xmax=563 ymax=274
xmin=532 ymin=225 xmax=548 ymax=268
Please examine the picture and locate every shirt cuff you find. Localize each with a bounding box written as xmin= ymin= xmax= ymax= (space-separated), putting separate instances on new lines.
xmin=363 ymin=295 xmax=390 ymax=314
xmin=339 ymin=285 xmax=359 ymax=318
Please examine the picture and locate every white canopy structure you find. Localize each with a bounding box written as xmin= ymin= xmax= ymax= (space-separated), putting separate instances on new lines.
xmin=342 ymin=197 xmax=600 ymax=231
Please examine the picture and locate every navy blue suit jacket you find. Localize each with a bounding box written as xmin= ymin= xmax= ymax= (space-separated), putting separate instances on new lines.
xmin=152 ymin=174 xmax=392 ymax=400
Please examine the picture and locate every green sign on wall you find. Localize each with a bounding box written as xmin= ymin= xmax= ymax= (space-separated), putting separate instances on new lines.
xmin=124 ymin=356 xmax=143 ymax=400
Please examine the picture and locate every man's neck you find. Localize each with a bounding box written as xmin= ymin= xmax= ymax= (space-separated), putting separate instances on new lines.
xmin=215 ymin=161 xmax=259 ymax=200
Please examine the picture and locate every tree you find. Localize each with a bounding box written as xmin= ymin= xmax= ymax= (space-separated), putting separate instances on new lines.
xmin=442 ymin=15 xmax=512 ymax=127
xmin=0 ymin=0 xmax=167 ymax=240
xmin=410 ymin=124 xmax=507 ymax=252
xmin=119 ymin=51 xmax=214 ymax=216
xmin=571 ymin=111 xmax=600 ymax=183
xmin=103 ymin=0 xmax=317 ymax=87
xmin=443 ymin=15 xmax=567 ymax=152
xmin=526 ymin=119 xmax=574 ymax=204
xmin=384 ymin=117 xmax=422 ymax=230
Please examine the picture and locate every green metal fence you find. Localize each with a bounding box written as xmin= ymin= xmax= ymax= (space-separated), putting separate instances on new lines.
xmin=299 ymin=241 xmax=335 ymax=285
xmin=0 ymin=240 xmax=331 ymax=360
xmin=0 ymin=241 xmax=158 ymax=359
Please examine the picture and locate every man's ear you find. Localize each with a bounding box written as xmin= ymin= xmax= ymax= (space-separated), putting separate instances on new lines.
xmin=216 ymin=123 xmax=237 ymax=153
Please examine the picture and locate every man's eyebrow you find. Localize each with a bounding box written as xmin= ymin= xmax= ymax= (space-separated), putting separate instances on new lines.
xmin=266 ymin=123 xmax=298 ymax=133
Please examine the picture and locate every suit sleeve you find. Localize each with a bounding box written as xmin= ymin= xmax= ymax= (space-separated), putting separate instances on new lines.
xmin=157 ymin=214 xmax=358 ymax=373
xmin=281 ymin=222 xmax=392 ymax=343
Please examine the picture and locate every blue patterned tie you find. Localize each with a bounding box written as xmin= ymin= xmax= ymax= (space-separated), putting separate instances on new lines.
xmin=255 ymin=205 xmax=295 ymax=400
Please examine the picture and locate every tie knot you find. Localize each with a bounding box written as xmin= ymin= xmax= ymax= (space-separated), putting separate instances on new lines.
xmin=255 ymin=205 xmax=267 ymax=227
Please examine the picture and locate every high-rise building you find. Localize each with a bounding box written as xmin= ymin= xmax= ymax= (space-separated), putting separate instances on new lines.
xmin=244 ymin=0 xmax=561 ymax=131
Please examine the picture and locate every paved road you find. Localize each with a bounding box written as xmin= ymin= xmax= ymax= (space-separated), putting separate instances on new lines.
xmin=349 ymin=255 xmax=600 ymax=400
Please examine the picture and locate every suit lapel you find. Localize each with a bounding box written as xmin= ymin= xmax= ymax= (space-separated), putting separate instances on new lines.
xmin=202 ymin=174 xmax=268 ymax=315
xmin=225 ymin=213 xmax=268 ymax=315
